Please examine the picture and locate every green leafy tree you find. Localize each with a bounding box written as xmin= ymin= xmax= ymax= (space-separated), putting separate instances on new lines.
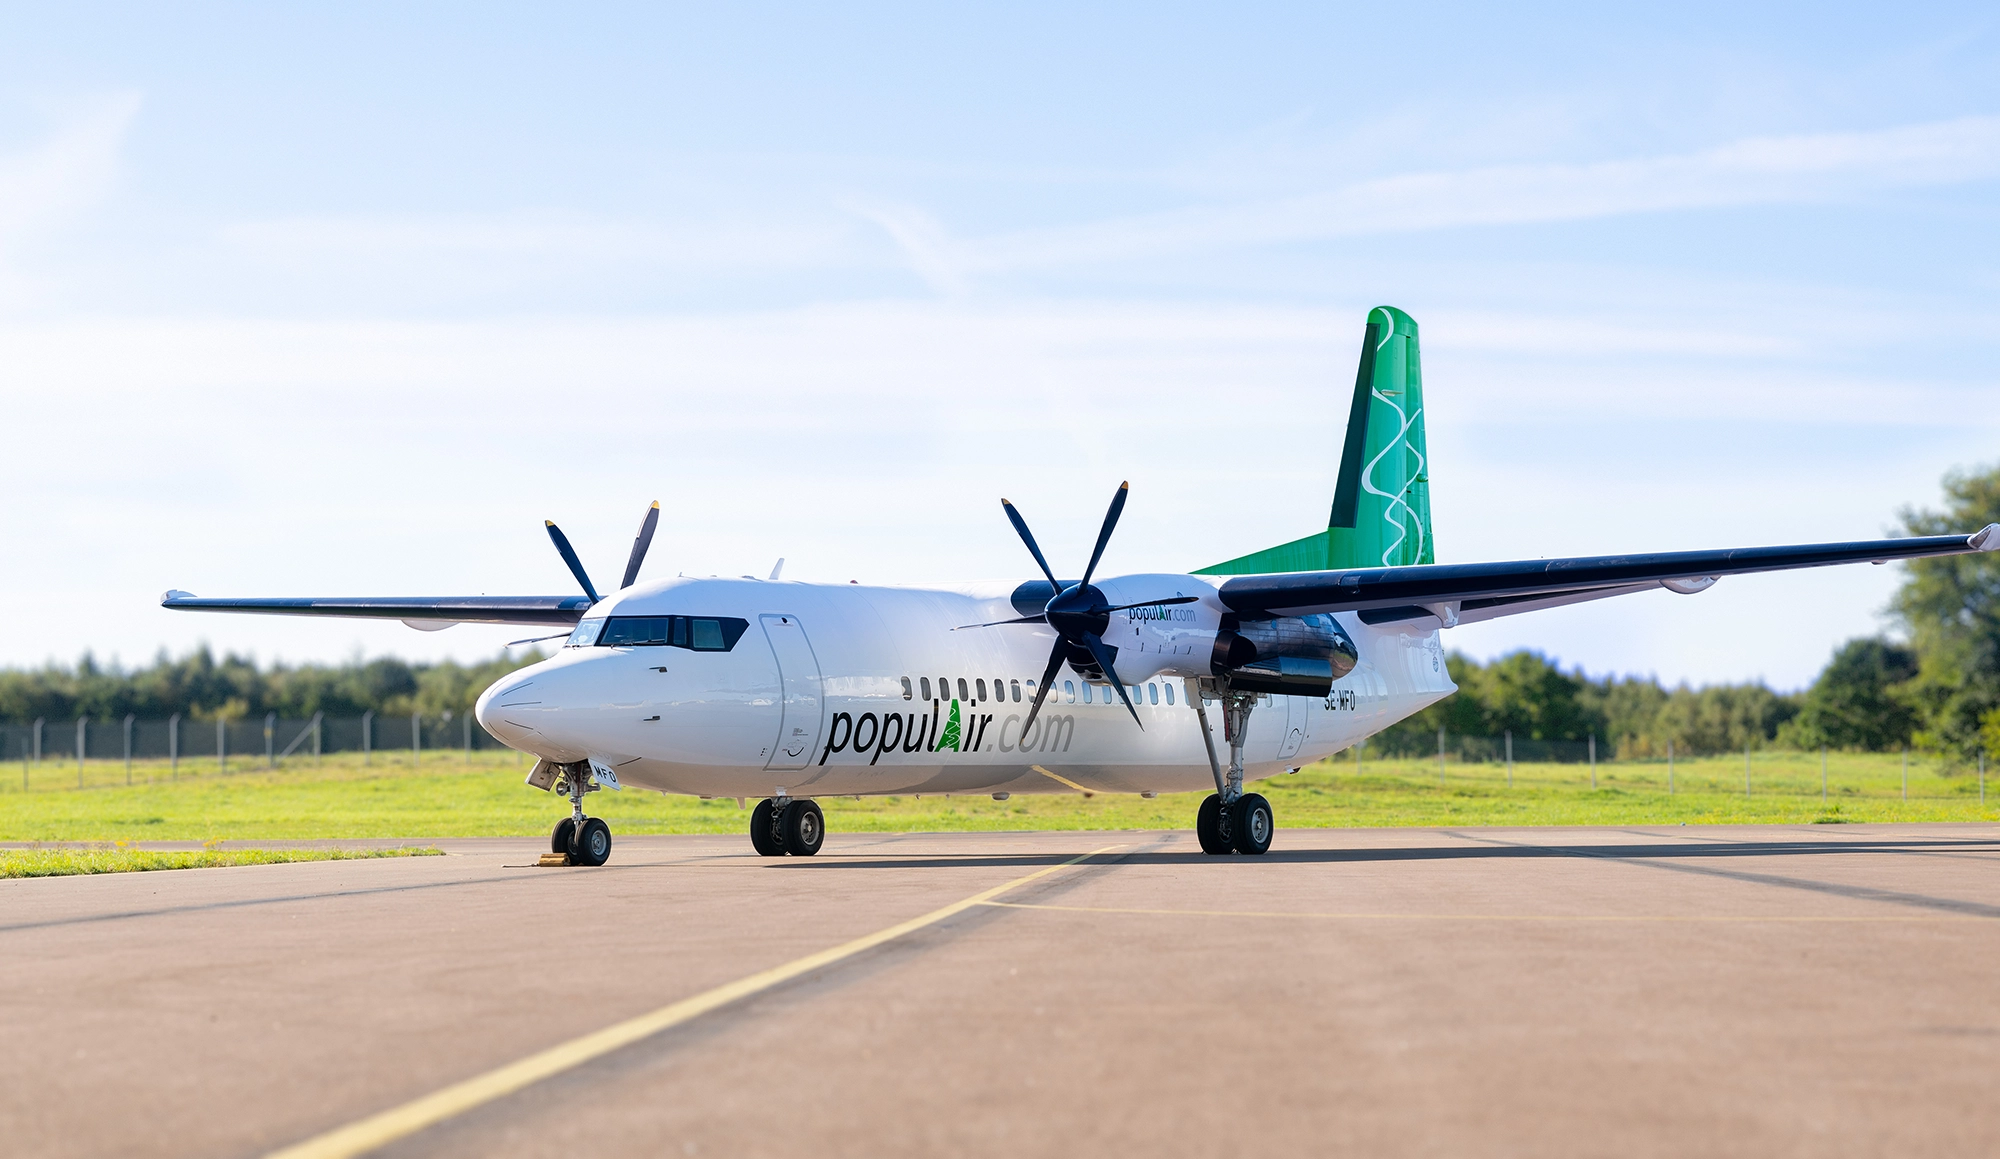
xmin=1894 ymin=463 xmax=2000 ymax=759
xmin=1778 ymin=637 xmax=1918 ymax=751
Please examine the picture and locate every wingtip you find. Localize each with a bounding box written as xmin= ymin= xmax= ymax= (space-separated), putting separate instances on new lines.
xmin=544 ymin=520 xmax=556 ymax=527
xmin=1972 ymin=524 xmax=2000 ymax=552
xmin=649 ymin=500 xmax=660 ymax=510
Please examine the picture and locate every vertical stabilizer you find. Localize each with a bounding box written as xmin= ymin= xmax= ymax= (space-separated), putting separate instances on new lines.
xmin=1198 ymin=306 xmax=1433 ymax=574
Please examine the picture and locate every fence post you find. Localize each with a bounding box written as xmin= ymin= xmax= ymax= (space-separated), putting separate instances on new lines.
xmin=1981 ymin=750 xmax=1986 ymax=806
xmin=33 ymin=717 xmax=42 ymax=766
xmin=77 ymin=717 xmax=86 ymax=789
xmin=1745 ymin=739 xmax=1751 ymax=798
xmin=1821 ymin=745 xmax=1827 ymax=804
xmin=462 ymin=713 xmax=471 ymax=764
xmin=362 ymin=710 xmax=373 ymax=766
xmin=1437 ymin=727 xmax=1445 ymax=786
xmin=412 ymin=712 xmax=421 ymax=766
xmin=1504 ymin=730 xmax=1513 ymax=788
xmin=313 ymin=713 xmax=322 ymax=766
xmin=1902 ymin=745 xmax=1908 ymax=802
xmin=265 ymin=712 xmax=276 ymax=769
xmin=1589 ymin=733 xmax=1597 ymax=790
xmin=124 ymin=714 xmax=134 ymax=786
xmin=170 ymin=713 xmax=179 ymax=780
xmin=217 ymin=717 xmax=226 ymax=774
xmin=1357 ymin=737 xmax=1364 ymax=777
xmin=1668 ymin=739 xmax=1674 ymax=795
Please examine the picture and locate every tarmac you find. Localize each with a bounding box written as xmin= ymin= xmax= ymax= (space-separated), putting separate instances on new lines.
xmin=6 ymin=824 xmax=2000 ymax=1158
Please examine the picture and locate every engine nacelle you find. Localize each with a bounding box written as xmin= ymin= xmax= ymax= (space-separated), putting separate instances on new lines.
xmin=1211 ymin=614 xmax=1358 ymax=697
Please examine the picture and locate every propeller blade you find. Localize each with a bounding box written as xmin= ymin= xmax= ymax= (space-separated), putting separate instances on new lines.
xmin=544 ymin=521 xmax=602 ymax=604
xmin=1077 ymin=482 xmax=1129 ymax=590
xmin=1020 ymin=640 xmax=1068 ymax=737
xmin=620 ymin=501 xmax=660 ymax=590
xmin=1096 ymin=596 xmax=1200 ymax=613
xmin=953 ymin=613 xmax=1050 ymax=630
xmin=1001 ymin=499 xmax=1061 ymax=589
xmin=1082 ymin=632 xmax=1143 ymax=729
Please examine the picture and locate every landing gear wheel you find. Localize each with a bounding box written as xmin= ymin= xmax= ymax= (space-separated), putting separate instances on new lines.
xmin=569 ymin=816 xmax=612 ymax=866
xmin=551 ymin=817 xmax=576 ymax=856
xmin=1196 ymin=793 xmax=1233 ymax=856
xmin=1230 ymin=793 xmax=1273 ymax=856
xmin=749 ymin=799 xmax=786 ymax=857
xmin=780 ymin=799 xmax=824 ymax=857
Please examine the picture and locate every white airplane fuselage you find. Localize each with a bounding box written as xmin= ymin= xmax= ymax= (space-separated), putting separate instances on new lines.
xmin=476 ymin=574 xmax=1456 ymax=800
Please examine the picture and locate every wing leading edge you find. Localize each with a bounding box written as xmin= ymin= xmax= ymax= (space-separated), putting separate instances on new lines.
xmin=1210 ymin=526 xmax=2000 ymax=627
xmin=159 ymin=593 xmax=591 ymax=627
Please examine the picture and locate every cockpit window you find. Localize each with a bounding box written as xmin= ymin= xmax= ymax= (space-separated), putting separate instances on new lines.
xmin=565 ymin=618 xmax=605 ymax=648
xmin=596 ymin=616 xmax=748 ymax=652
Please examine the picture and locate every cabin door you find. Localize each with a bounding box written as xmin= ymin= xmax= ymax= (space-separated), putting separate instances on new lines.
xmin=761 ymin=614 xmax=826 ymax=771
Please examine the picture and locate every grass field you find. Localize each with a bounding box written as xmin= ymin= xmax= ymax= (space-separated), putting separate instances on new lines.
xmin=0 ymin=845 xmax=443 ymax=879
xmin=0 ymin=746 xmax=1994 ymax=844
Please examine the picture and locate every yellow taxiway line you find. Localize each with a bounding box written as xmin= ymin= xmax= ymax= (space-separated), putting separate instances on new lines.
xmin=267 ymin=844 xmax=1125 ymax=1159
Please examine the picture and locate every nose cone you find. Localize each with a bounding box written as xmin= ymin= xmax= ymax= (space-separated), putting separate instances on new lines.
xmin=476 ymin=667 xmax=549 ymax=755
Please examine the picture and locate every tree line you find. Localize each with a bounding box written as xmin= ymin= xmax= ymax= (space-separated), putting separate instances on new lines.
xmin=3 ymin=463 xmax=1995 ymax=759
xmin=0 ymin=648 xmax=541 ymax=726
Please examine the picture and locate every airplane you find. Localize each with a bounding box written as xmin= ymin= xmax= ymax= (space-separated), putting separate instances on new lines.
xmin=163 ymin=306 xmax=2000 ymax=866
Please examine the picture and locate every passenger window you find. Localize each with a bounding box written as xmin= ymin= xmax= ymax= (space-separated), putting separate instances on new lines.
xmin=1082 ymin=684 xmax=1094 ymax=704
xmin=920 ymin=677 xmax=932 ymax=701
xmin=1148 ymin=683 xmax=1158 ymax=705
xmin=1011 ymin=680 xmax=1021 ymax=702
xmin=901 ymin=677 xmax=913 ymax=701
xmin=957 ymin=678 xmax=969 ymax=701
xmin=1064 ymin=680 xmax=1075 ymax=703
xmin=1164 ymin=683 xmax=1175 ymax=705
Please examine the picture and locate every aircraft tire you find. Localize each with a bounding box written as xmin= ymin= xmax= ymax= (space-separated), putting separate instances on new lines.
xmin=551 ymin=817 xmax=576 ymax=856
xmin=569 ymin=817 xmax=613 ymax=867
xmin=1230 ymin=793 xmax=1273 ymax=856
xmin=750 ymin=799 xmax=786 ymax=856
xmin=1196 ymin=794 xmax=1233 ymax=856
xmin=780 ymin=799 xmax=825 ymax=857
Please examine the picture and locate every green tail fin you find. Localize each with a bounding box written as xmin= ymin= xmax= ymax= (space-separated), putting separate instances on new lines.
xmin=1199 ymin=305 xmax=1433 ymax=574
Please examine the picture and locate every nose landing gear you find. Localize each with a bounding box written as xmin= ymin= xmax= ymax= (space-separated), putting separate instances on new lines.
xmin=1189 ymin=680 xmax=1275 ymax=856
xmin=750 ymin=796 xmax=824 ymax=857
xmin=541 ymin=760 xmax=614 ymax=867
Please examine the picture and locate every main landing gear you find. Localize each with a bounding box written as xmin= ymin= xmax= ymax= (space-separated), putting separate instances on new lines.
xmin=750 ymin=796 xmax=824 ymax=857
xmin=549 ymin=763 xmax=613 ymax=867
xmin=1190 ymin=680 xmax=1274 ymax=856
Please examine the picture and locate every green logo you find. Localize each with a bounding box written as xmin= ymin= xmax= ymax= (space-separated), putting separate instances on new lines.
xmin=934 ymin=700 xmax=962 ymax=752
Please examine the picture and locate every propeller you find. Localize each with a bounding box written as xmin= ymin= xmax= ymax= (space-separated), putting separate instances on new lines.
xmin=981 ymin=482 xmax=1199 ymax=735
xmin=545 ymin=500 xmax=662 ymax=606
xmin=545 ymin=521 xmax=602 ymax=604
xmin=622 ymin=501 xmax=660 ymax=589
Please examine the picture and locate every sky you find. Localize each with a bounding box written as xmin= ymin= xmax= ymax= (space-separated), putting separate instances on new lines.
xmin=1 ymin=2 xmax=1996 ymax=690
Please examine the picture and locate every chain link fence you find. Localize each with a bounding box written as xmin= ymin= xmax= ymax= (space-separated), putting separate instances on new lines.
xmin=1343 ymin=728 xmax=1989 ymax=803
xmin=0 ymin=713 xmax=512 ymax=790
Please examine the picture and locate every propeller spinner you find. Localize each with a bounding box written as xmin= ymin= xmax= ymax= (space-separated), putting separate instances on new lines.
xmin=983 ymin=482 xmax=1197 ymax=735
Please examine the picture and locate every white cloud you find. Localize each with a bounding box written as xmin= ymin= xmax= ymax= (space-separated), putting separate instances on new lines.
xmin=882 ymin=115 xmax=2000 ymax=279
xmin=0 ymin=93 xmax=141 ymax=265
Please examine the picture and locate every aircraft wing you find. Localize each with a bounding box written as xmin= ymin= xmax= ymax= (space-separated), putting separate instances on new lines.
xmin=160 ymin=592 xmax=592 ymax=628
xmin=1211 ymin=525 xmax=2000 ymax=628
